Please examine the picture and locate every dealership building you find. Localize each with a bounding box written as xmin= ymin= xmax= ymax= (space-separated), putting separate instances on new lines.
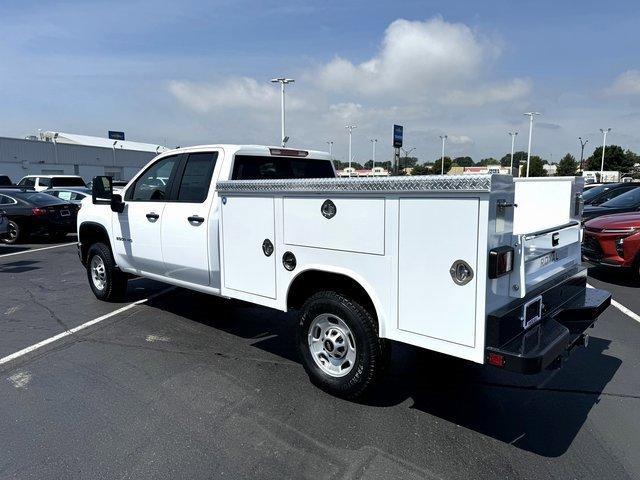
xmin=0 ymin=131 xmax=168 ymax=183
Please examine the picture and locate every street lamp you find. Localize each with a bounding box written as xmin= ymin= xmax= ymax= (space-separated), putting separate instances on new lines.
xmin=345 ymin=125 xmax=357 ymax=170
xmin=370 ymin=138 xmax=377 ymax=170
xmin=326 ymin=141 xmax=333 ymax=159
xmin=578 ymin=137 xmax=589 ymax=173
xmin=599 ymin=128 xmax=611 ymax=173
xmin=524 ymin=112 xmax=541 ymax=177
xmin=270 ymin=77 xmax=295 ymax=147
xmin=439 ymin=135 xmax=447 ymax=175
xmin=508 ymin=132 xmax=518 ymax=175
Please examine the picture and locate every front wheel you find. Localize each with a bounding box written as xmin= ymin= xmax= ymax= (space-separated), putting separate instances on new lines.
xmin=86 ymin=242 xmax=128 ymax=301
xmin=297 ymin=290 xmax=388 ymax=399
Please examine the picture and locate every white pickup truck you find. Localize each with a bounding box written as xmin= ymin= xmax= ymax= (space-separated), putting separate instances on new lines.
xmin=78 ymin=145 xmax=611 ymax=398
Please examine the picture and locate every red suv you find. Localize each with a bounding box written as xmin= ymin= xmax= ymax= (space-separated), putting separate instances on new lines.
xmin=582 ymin=212 xmax=640 ymax=278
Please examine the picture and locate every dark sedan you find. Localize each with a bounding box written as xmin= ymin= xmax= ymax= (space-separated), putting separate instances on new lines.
xmin=582 ymin=182 xmax=640 ymax=206
xmin=0 ymin=189 xmax=78 ymax=244
xmin=583 ymin=187 xmax=640 ymax=222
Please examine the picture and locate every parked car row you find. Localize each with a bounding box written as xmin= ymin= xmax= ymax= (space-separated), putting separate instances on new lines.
xmin=0 ymin=175 xmax=129 ymax=244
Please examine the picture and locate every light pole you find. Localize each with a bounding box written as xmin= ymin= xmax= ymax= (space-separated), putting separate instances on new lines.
xmin=439 ymin=135 xmax=447 ymax=175
xmin=579 ymin=137 xmax=588 ymax=173
xmin=599 ymin=128 xmax=611 ymax=173
xmin=345 ymin=125 xmax=357 ymax=170
xmin=370 ymin=138 xmax=377 ymax=170
xmin=508 ymin=132 xmax=518 ymax=175
xmin=270 ymin=77 xmax=294 ymax=147
xmin=326 ymin=141 xmax=333 ymax=159
xmin=524 ymin=112 xmax=540 ymax=177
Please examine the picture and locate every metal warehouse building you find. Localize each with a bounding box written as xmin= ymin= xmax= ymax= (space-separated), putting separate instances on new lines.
xmin=0 ymin=131 xmax=168 ymax=183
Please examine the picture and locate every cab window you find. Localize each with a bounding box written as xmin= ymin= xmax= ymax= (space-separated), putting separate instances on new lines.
xmin=128 ymin=155 xmax=181 ymax=201
xmin=231 ymin=155 xmax=334 ymax=180
xmin=176 ymin=152 xmax=218 ymax=203
xmin=38 ymin=178 xmax=51 ymax=187
xmin=18 ymin=177 xmax=35 ymax=187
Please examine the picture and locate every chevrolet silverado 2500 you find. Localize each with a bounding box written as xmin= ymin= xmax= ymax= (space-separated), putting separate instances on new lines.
xmin=77 ymin=145 xmax=611 ymax=398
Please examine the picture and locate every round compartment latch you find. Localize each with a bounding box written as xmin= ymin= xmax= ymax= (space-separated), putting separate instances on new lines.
xmin=321 ymin=199 xmax=337 ymax=219
xmin=262 ymin=239 xmax=274 ymax=257
xmin=282 ymin=251 xmax=297 ymax=271
xmin=450 ymin=260 xmax=474 ymax=286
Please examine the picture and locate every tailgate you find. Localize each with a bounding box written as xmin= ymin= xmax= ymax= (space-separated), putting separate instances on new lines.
xmin=509 ymin=221 xmax=582 ymax=298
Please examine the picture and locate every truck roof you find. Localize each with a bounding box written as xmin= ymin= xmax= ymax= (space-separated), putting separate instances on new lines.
xmin=160 ymin=144 xmax=332 ymax=160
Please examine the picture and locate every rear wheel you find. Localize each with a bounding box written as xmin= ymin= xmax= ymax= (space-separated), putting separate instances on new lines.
xmin=297 ymin=290 xmax=388 ymax=399
xmin=86 ymin=242 xmax=128 ymax=301
xmin=1 ymin=220 xmax=24 ymax=245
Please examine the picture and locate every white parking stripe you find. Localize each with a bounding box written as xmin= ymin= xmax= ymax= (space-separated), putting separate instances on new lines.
xmin=0 ymin=242 xmax=76 ymax=258
xmin=0 ymin=286 xmax=175 ymax=366
xmin=587 ymin=283 xmax=640 ymax=324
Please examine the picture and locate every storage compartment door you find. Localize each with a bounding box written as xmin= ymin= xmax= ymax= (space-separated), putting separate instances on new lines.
xmin=398 ymin=198 xmax=479 ymax=347
xmin=222 ymin=196 xmax=276 ymax=299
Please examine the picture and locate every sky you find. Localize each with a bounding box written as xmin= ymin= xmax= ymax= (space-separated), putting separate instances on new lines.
xmin=1 ymin=0 xmax=639 ymax=164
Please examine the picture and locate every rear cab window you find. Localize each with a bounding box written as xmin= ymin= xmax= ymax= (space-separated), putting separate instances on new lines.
xmin=231 ymin=155 xmax=335 ymax=180
xmin=176 ymin=152 xmax=218 ymax=202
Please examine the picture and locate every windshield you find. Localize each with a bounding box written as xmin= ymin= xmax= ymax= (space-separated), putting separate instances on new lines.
xmin=582 ymin=184 xmax=611 ymax=202
xmin=601 ymin=187 xmax=640 ymax=208
xmin=21 ymin=192 xmax=68 ymax=206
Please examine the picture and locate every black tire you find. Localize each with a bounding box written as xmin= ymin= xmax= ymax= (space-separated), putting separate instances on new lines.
xmin=297 ymin=290 xmax=388 ymax=399
xmin=86 ymin=242 xmax=128 ymax=301
xmin=1 ymin=220 xmax=24 ymax=245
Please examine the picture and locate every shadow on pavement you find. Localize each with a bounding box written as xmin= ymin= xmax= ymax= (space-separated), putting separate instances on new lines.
xmin=588 ymin=266 xmax=640 ymax=288
xmin=0 ymin=259 xmax=41 ymax=274
xmin=144 ymin=288 xmax=621 ymax=458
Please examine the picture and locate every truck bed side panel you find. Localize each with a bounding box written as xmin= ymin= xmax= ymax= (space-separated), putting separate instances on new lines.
xmin=398 ymin=197 xmax=480 ymax=347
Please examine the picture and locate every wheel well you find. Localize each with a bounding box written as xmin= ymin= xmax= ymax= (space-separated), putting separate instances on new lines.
xmin=79 ymin=222 xmax=111 ymax=265
xmin=287 ymin=270 xmax=377 ymax=318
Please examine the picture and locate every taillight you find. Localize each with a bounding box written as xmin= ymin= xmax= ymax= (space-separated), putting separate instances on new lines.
xmin=487 ymin=352 xmax=505 ymax=367
xmin=32 ymin=207 xmax=46 ymax=216
xmin=488 ymin=246 xmax=514 ymax=279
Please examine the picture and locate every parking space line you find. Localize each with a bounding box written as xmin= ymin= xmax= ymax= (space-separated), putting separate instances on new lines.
xmin=587 ymin=283 xmax=640 ymax=324
xmin=0 ymin=286 xmax=175 ymax=366
xmin=0 ymin=242 xmax=76 ymax=258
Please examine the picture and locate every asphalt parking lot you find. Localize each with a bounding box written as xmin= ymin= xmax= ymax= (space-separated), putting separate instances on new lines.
xmin=1 ymin=239 xmax=639 ymax=479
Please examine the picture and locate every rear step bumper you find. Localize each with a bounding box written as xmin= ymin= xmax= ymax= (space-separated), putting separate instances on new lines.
xmin=485 ymin=269 xmax=611 ymax=374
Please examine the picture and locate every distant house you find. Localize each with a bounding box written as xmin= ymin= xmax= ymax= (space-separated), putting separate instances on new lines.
xmin=543 ymin=164 xmax=558 ymax=176
xmin=337 ymin=167 xmax=390 ymax=177
xmin=448 ymin=165 xmax=512 ymax=175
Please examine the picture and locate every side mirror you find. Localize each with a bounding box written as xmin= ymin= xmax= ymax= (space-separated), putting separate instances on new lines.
xmin=111 ymin=194 xmax=125 ymax=213
xmin=92 ymin=176 xmax=113 ymax=205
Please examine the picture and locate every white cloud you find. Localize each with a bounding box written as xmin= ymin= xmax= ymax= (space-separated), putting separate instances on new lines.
xmin=313 ymin=17 xmax=514 ymax=100
xmin=169 ymin=77 xmax=305 ymax=112
xmin=606 ymin=70 xmax=640 ymax=96
xmin=441 ymin=78 xmax=532 ymax=107
xmin=448 ymin=135 xmax=474 ymax=145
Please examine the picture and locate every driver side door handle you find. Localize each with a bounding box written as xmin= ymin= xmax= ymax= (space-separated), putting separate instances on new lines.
xmin=188 ymin=215 xmax=205 ymax=224
xmin=146 ymin=212 xmax=159 ymax=221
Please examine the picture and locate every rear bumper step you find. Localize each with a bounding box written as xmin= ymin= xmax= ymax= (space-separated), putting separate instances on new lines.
xmin=485 ymin=271 xmax=611 ymax=374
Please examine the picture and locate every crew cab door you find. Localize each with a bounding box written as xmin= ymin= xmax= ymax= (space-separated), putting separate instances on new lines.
xmin=113 ymin=154 xmax=181 ymax=274
xmin=161 ymin=151 xmax=219 ymax=286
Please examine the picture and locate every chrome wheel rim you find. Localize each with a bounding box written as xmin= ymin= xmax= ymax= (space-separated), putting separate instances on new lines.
xmin=7 ymin=222 xmax=17 ymax=241
xmin=90 ymin=255 xmax=107 ymax=291
xmin=308 ymin=313 xmax=356 ymax=377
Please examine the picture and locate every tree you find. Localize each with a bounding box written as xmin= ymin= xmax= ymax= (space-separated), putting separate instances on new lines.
xmin=519 ymin=156 xmax=547 ymax=177
xmin=585 ymin=145 xmax=635 ymax=173
xmin=432 ymin=156 xmax=452 ymax=175
xmin=477 ymin=157 xmax=500 ymax=166
xmin=499 ymin=151 xmax=527 ymax=168
xmin=556 ymin=153 xmax=578 ymax=176
xmin=398 ymin=156 xmax=418 ymax=168
xmin=453 ymin=156 xmax=474 ymax=167
xmin=411 ymin=163 xmax=431 ymax=175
